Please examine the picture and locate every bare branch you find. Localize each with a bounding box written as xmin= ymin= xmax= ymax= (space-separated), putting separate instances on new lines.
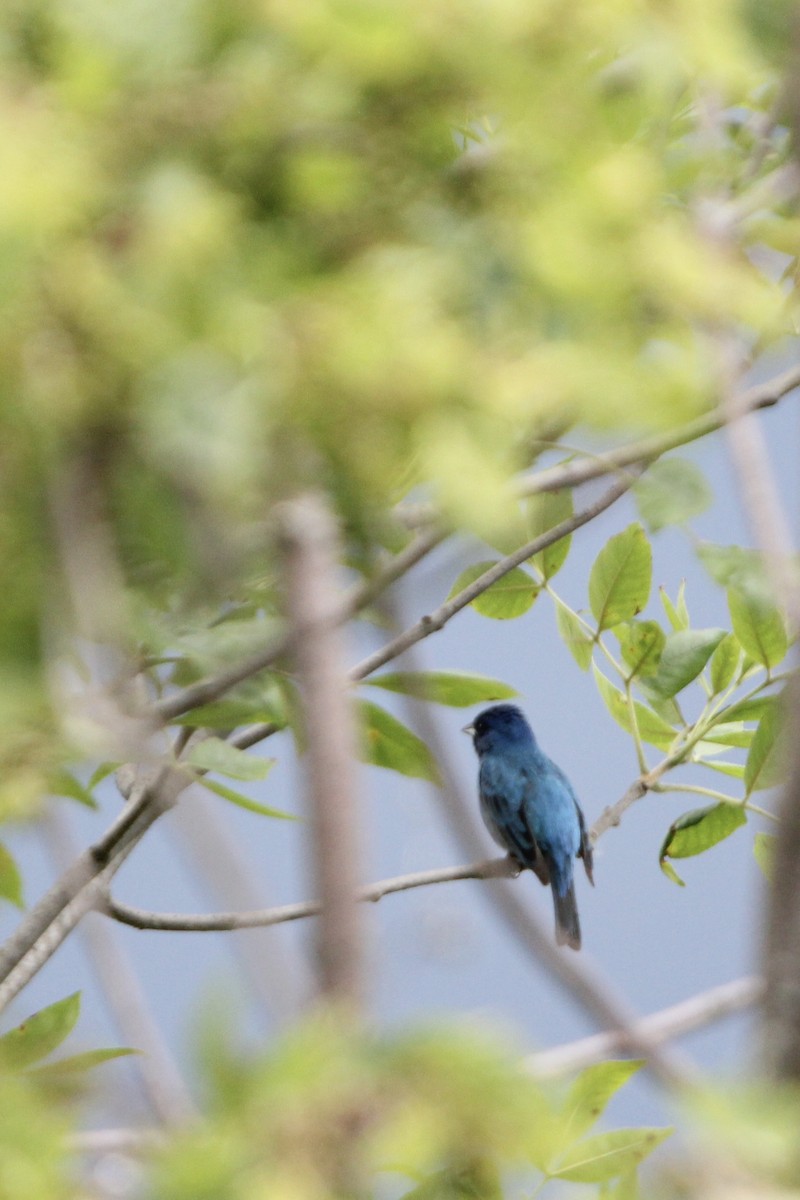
xmin=528 ymin=976 xmax=764 ymax=1079
xmin=105 ymin=858 xmax=514 ymax=931
xmin=0 ymin=764 xmax=189 ymax=1014
xmin=278 ymin=493 xmax=365 ymax=1012
xmin=154 ymin=527 xmax=443 ymax=723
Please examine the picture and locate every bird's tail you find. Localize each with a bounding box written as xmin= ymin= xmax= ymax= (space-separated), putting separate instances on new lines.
xmin=552 ymin=881 xmax=581 ymax=951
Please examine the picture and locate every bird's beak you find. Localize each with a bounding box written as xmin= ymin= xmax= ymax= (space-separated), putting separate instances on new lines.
xmin=462 ymin=723 xmax=475 ymax=737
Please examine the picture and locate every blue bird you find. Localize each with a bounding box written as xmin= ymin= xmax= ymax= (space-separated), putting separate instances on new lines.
xmin=464 ymin=704 xmax=593 ymax=950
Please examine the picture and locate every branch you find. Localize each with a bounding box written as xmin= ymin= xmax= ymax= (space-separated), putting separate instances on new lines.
xmin=278 ymin=493 xmax=365 ymax=1012
xmin=527 ymin=976 xmax=764 ymax=1079
xmin=154 ymin=526 xmax=444 ymax=723
xmin=349 ymin=470 xmax=639 ymax=684
xmin=41 ymin=808 xmax=196 ymax=1126
xmin=105 ymin=858 xmax=515 ymax=931
xmin=0 ymin=764 xmax=189 ymax=1013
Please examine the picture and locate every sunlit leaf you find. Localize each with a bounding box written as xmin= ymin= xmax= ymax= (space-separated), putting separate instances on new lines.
xmin=449 ymin=563 xmax=540 ymax=619
xmin=589 ymin=524 xmax=652 ymax=631
xmin=0 ymin=994 xmax=81 ymax=1070
xmin=358 ymin=701 xmax=439 ymax=782
xmin=365 ymin=671 xmax=518 ymax=707
xmin=550 ymin=1126 xmax=673 ymax=1182
xmin=560 ymin=1061 xmax=645 ymax=1141
xmin=31 ymin=1047 xmax=139 ymax=1079
xmin=659 ymin=803 xmax=747 ymax=885
xmin=615 ymin=620 xmax=664 ymax=680
xmin=528 ymin=489 xmax=574 ymax=580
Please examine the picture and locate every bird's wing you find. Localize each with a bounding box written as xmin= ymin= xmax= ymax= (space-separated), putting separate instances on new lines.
xmin=576 ymin=798 xmax=594 ymax=885
xmin=479 ymin=757 xmax=550 ymax=885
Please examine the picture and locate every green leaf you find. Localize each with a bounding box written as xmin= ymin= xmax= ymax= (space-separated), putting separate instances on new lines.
xmin=358 ymin=701 xmax=439 ymax=782
xmin=709 ymin=634 xmax=740 ymax=694
xmin=0 ymin=993 xmax=81 ymax=1070
xmin=660 ymin=582 xmax=689 ymax=632
xmin=701 ymin=722 xmax=752 ymax=749
xmin=659 ymin=803 xmax=747 ymax=885
xmin=728 ymin=589 xmax=787 ymax=669
xmin=174 ymin=699 xmax=278 ymax=730
xmin=720 ymin=695 xmax=775 ymax=723
xmin=754 ymin=832 xmax=776 ymax=881
xmin=592 ymin=666 xmax=676 ymax=750
xmin=615 ymin=620 xmax=665 ymax=680
xmin=550 ymin=1127 xmax=673 ymax=1183
xmin=200 ymin=777 xmax=296 ymax=820
xmin=647 ymin=628 xmax=726 ymax=698
xmin=188 ymin=737 xmax=275 ymax=782
xmin=660 ymin=858 xmax=686 ymax=886
xmin=88 ymin=761 xmax=121 ymax=790
xmin=31 ymin=1047 xmax=139 ymax=1079
xmin=634 ymin=458 xmax=712 ymax=532
xmin=555 ymin=598 xmax=594 ymax=670
xmin=528 ymin=489 xmax=574 ymax=580
xmin=0 ymin=843 xmax=23 ymax=909
xmin=48 ymin=770 xmax=98 ymax=809
xmin=561 ymin=1061 xmax=645 ymax=1141
xmin=637 ymin=683 xmax=683 ymax=726
xmin=700 ymin=760 xmax=746 ymax=779
xmin=449 ymin=563 xmax=540 ymax=619
xmin=365 ymin=671 xmax=518 ymax=707
xmin=745 ymin=703 xmax=787 ymax=794
xmin=588 ymin=524 xmax=652 ymax=631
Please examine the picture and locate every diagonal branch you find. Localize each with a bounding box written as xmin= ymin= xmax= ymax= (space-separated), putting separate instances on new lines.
xmin=527 ymin=976 xmax=764 ymax=1078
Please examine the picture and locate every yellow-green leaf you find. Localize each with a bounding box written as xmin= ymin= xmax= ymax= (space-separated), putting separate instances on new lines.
xmin=753 ymin=832 xmax=776 ymax=881
xmin=450 ymin=563 xmax=540 ymax=619
xmin=0 ymin=843 xmax=23 ymax=909
xmin=188 ymin=737 xmax=275 ymax=782
xmin=615 ymin=620 xmax=664 ymax=680
xmin=745 ymin=702 xmax=787 ymax=794
xmin=659 ymin=802 xmax=747 ymax=885
xmin=550 ymin=1126 xmax=673 ymax=1182
xmin=709 ymin=633 xmax=740 ymax=694
xmin=589 ymin=524 xmax=652 ymax=631
xmin=365 ymin=671 xmax=517 ymax=707
xmin=555 ymin=599 xmax=594 ymax=670
xmin=528 ymin=489 xmax=574 ymax=580
xmin=358 ymin=701 xmax=439 ymax=782
xmin=560 ymin=1061 xmax=645 ymax=1141
xmin=592 ymin=665 xmax=676 ymax=750
xmin=0 ymin=993 xmax=81 ymax=1070
xmin=728 ymin=588 xmax=787 ymax=669
xmin=200 ymin=778 xmax=295 ymax=820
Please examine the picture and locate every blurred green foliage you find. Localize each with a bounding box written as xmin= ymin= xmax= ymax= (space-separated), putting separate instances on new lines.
xmin=0 ymin=0 xmax=798 ymax=1193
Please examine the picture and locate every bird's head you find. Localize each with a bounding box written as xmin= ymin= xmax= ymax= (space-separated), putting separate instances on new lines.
xmin=462 ymin=704 xmax=536 ymax=755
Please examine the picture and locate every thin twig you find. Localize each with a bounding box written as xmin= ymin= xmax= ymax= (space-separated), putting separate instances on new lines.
xmin=527 ymin=976 xmax=764 ymax=1079
xmin=350 ymin=471 xmax=640 ymax=684
xmin=105 ymin=859 xmax=514 ymax=930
